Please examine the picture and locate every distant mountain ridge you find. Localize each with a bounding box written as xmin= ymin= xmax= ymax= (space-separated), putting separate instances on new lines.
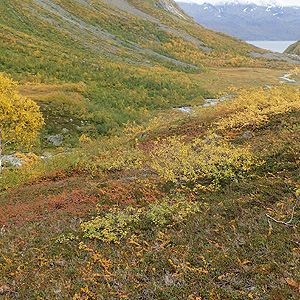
xmin=177 ymin=1 xmax=300 ymax=40
xmin=177 ymin=0 xmax=300 ymax=6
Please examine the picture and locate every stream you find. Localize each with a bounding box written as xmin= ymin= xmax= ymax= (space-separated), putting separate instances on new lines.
xmin=174 ymin=72 xmax=299 ymax=114
xmin=173 ymin=97 xmax=225 ymax=114
xmin=279 ymin=73 xmax=296 ymax=83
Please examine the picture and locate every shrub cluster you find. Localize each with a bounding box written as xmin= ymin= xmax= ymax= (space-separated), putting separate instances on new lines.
xmin=149 ymin=134 xmax=257 ymax=191
xmin=81 ymin=197 xmax=202 ymax=243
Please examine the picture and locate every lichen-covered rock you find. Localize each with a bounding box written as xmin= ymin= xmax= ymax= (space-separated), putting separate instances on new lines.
xmin=2 ymin=154 xmax=26 ymax=167
xmin=45 ymin=134 xmax=64 ymax=146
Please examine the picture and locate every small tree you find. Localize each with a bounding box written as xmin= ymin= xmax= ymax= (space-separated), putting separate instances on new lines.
xmin=0 ymin=74 xmax=44 ymax=178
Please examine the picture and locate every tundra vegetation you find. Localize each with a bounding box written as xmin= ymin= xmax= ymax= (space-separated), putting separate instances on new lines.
xmin=1 ymin=79 xmax=300 ymax=299
xmin=0 ymin=0 xmax=300 ymax=299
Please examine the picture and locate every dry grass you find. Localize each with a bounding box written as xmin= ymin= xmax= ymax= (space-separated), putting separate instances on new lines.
xmin=204 ymin=68 xmax=293 ymax=92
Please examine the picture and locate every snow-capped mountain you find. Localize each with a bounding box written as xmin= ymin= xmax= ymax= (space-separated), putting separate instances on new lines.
xmin=177 ymin=0 xmax=300 ymax=6
xmin=176 ymin=0 xmax=300 ymax=40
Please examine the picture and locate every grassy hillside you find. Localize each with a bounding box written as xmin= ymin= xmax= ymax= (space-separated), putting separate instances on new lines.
xmin=285 ymin=40 xmax=300 ymax=56
xmin=1 ymin=84 xmax=300 ymax=299
xmin=0 ymin=0 xmax=292 ymax=141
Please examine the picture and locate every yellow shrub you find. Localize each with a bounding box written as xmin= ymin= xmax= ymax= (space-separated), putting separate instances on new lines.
xmin=216 ymin=86 xmax=300 ymax=131
xmin=81 ymin=197 xmax=202 ymax=243
xmin=15 ymin=152 xmax=41 ymax=177
xmin=149 ymin=134 xmax=257 ymax=191
xmin=79 ymin=134 xmax=92 ymax=144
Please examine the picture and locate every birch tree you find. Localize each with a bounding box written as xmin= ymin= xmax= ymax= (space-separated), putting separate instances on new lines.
xmin=0 ymin=74 xmax=44 ymax=178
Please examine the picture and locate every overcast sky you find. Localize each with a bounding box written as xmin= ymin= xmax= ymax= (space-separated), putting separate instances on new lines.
xmin=175 ymin=0 xmax=300 ymax=6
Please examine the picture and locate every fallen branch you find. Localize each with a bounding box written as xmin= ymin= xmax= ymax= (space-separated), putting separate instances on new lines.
xmin=266 ymin=192 xmax=299 ymax=227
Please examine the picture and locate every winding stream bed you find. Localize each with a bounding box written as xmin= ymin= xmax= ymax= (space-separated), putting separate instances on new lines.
xmin=174 ymin=72 xmax=299 ymax=114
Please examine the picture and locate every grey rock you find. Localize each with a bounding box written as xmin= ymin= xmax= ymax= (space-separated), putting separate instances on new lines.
xmin=62 ymin=128 xmax=69 ymax=134
xmin=45 ymin=134 xmax=64 ymax=146
xmin=156 ymin=0 xmax=186 ymax=19
xmin=143 ymin=288 xmax=154 ymax=296
xmin=249 ymin=51 xmax=300 ymax=65
xmin=2 ymin=154 xmax=25 ymax=167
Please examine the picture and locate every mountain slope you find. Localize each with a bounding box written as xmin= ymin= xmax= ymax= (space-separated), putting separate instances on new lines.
xmin=285 ymin=39 xmax=300 ymax=56
xmin=177 ymin=1 xmax=300 ymax=40
xmin=0 ymin=0 xmax=264 ymax=71
xmin=0 ymin=0 xmax=274 ymax=140
xmin=1 ymin=0 xmax=298 ymax=147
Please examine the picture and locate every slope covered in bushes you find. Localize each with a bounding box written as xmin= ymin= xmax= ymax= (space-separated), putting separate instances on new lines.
xmin=0 ymin=0 xmax=289 ymax=139
xmin=1 ymin=85 xmax=300 ymax=299
xmin=1 ymin=1 xmax=300 ymax=299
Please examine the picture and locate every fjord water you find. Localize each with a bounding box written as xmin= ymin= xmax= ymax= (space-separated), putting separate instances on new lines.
xmin=247 ymin=41 xmax=297 ymax=53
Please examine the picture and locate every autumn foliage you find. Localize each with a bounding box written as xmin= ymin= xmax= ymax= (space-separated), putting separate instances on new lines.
xmin=0 ymin=73 xmax=44 ymax=177
xmin=148 ymin=134 xmax=257 ymax=191
xmin=216 ymin=86 xmax=300 ymax=131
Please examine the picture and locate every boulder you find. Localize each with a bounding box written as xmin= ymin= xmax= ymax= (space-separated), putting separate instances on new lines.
xmin=45 ymin=134 xmax=64 ymax=146
xmin=2 ymin=154 xmax=25 ymax=167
